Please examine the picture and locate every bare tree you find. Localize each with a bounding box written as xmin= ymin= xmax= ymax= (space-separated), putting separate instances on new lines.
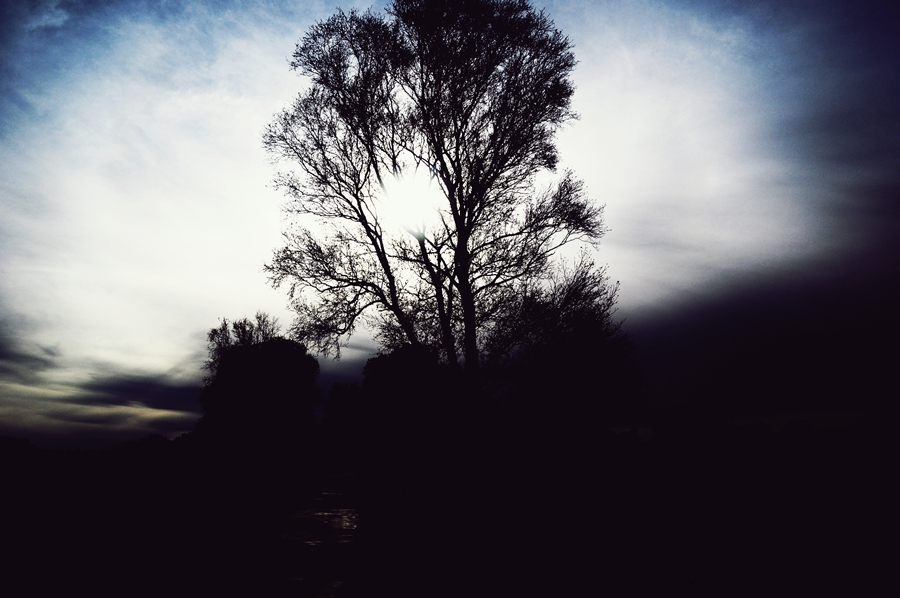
xmin=264 ymin=0 xmax=606 ymax=372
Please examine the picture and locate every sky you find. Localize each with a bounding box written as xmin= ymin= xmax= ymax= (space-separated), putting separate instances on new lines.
xmin=1 ymin=0 xmax=898 ymax=447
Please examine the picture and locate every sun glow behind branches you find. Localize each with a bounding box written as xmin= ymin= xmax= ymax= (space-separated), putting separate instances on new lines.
xmin=377 ymin=166 xmax=445 ymax=240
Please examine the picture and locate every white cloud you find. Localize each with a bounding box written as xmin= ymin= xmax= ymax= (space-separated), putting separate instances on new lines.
xmin=1 ymin=5 xmax=327 ymax=386
xmin=548 ymin=1 xmax=822 ymax=316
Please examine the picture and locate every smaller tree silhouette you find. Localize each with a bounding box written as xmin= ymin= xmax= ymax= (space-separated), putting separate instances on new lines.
xmin=195 ymin=312 xmax=319 ymax=453
xmin=482 ymin=257 xmax=641 ymax=434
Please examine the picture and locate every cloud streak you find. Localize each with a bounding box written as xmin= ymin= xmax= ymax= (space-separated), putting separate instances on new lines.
xmin=0 ymin=366 xmax=203 ymax=447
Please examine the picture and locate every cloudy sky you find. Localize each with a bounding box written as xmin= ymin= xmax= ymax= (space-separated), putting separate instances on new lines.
xmin=1 ymin=0 xmax=897 ymax=446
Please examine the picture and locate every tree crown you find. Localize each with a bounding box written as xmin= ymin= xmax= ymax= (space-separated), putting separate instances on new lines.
xmin=264 ymin=0 xmax=606 ymax=370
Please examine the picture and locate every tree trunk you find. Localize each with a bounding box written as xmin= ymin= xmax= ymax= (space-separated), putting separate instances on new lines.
xmin=419 ymin=237 xmax=459 ymax=368
xmin=456 ymin=251 xmax=480 ymax=373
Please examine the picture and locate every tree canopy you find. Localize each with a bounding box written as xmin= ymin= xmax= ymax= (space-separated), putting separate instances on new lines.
xmin=196 ymin=313 xmax=319 ymax=447
xmin=264 ymin=0 xmax=606 ymax=372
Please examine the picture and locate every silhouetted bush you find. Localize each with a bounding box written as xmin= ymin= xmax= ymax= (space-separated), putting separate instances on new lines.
xmin=199 ymin=339 xmax=317 ymax=436
xmin=480 ymin=261 xmax=643 ymax=455
xmin=194 ymin=316 xmax=319 ymax=456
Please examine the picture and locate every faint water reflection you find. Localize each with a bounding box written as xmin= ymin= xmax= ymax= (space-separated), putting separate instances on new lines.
xmin=280 ymin=488 xmax=361 ymax=597
xmin=284 ymin=505 xmax=359 ymax=545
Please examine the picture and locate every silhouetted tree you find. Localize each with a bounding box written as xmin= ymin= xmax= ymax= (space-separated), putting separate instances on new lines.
xmin=195 ymin=313 xmax=319 ymax=452
xmin=263 ymin=0 xmax=606 ymax=372
xmin=482 ymin=258 xmax=641 ymax=431
xmin=203 ymin=311 xmax=281 ymax=382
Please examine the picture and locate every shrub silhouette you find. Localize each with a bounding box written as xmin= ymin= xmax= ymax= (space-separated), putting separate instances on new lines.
xmin=482 ymin=261 xmax=643 ymax=443
xmin=196 ymin=327 xmax=319 ymax=453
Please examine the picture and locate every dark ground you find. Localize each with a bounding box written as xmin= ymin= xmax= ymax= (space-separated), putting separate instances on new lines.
xmin=1 ymin=409 xmax=893 ymax=596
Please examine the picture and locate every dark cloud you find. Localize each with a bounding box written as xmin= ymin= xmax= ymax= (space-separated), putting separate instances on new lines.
xmin=624 ymin=0 xmax=900 ymax=419
xmin=683 ymin=0 xmax=900 ymax=184
xmin=0 ymin=373 xmax=202 ymax=448
xmin=74 ymin=373 xmax=203 ymax=414
xmin=0 ymin=316 xmax=56 ymax=384
xmin=39 ymin=344 xmax=61 ymax=358
xmin=0 ymin=316 xmax=202 ymax=446
xmin=630 ymin=250 xmax=900 ymax=416
xmin=42 ymin=408 xmax=135 ymax=426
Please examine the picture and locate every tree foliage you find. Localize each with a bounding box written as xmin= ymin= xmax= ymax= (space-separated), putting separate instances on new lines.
xmin=197 ymin=313 xmax=319 ymax=447
xmin=264 ymin=0 xmax=606 ymax=371
xmin=203 ymin=311 xmax=282 ymax=383
xmin=482 ymin=258 xmax=641 ymax=423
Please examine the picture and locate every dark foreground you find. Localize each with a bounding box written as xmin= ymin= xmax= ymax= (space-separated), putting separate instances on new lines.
xmin=2 ymin=413 xmax=893 ymax=596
